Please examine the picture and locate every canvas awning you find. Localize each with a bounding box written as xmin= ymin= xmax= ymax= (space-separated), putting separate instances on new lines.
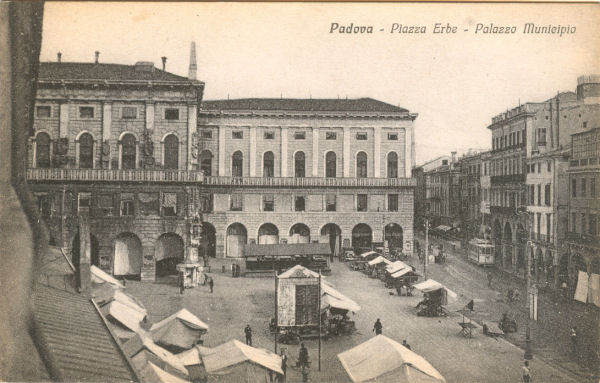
xmin=368 ymin=256 xmax=392 ymax=266
xmin=91 ymin=265 xmax=125 ymax=288
xmin=413 ymin=279 xmax=458 ymax=302
xmin=203 ymin=339 xmax=283 ymax=375
xmin=177 ymin=345 xmax=214 ymax=366
xmin=338 ymin=335 xmax=446 ymax=383
xmin=244 ymin=243 xmax=330 ymax=257
xmin=321 ymin=282 xmax=361 ymax=312
xmin=123 ymin=334 xmax=189 ymax=377
xmin=435 ymin=225 xmax=452 ymax=232
xmin=385 ymin=261 xmax=410 ymax=274
xmin=360 ymin=250 xmax=379 ymax=258
xmin=140 ymin=362 xmax=190 ymax=383
xmin=391 ymin=268 xmax=417 ymax=279
xmin=150 ymin=309 xmax=209 ymax=351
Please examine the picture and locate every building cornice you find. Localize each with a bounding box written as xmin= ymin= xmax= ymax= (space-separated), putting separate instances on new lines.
xmin=198 ymin=110 xmax=418 ymax=121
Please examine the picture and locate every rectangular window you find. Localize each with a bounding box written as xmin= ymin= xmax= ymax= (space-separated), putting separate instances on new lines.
xmin=36 ymin=105 xmax=51 ymax=118
xmin=582 ymin=214 xmax=587 ymax=235
xmin=537 ymin=163 xmax=541 ymax=173
xmin=232 ymin=130 xmax=243 ymax=139
xmin=121 ymin=107 xmax=137 ymax=119
xmin=387 ymin=133 xmax=398 ymax=141
xmin=294 ymin=131 xmax=306 ymax=140
xmin=529 ymin=185 xmax=535 ymax=205
xmin=547 ymin=161 xmax=551 ymax=172
xmin=161 ymin=192 xmax=178 ymax=216
xmin=356 ymin=132 xmax=367 ymax=140
xmin=591 ymin=178 xmax=597 ymax=198
xmin=538 ymin=128 xmax=547 ymax=145
xmin=536 ymin=213 xmax=541 ymax=240
xmin=581 ymin=178 xmax=587 ymax=197
xmin=97 ymin=194 xmax=114 ymax=216
xmin=263 ymin=131 xmax=275 ymax=140
xmin=326 ymin=194 xmax=336 ymax=212
xmin=590 ymin=214 xmax=597 ymax=236
xmin=201 ymin=130 xmax=213 ymax=139
xmin=230 ymin=194 xmax=243 ymax=211
xmin=537 ymin=184 xmax=541 ymax=206
xmin=79 ymin=106 xmax=94 ymax=118
xmin=138 ymin=192 xmax=160 ymax=215
xmin=294 ymin=196 xmax=305 ymax=212
xmin=572 ymin=178 xmax=577 ymax=198
xmin=78 ymin=192 xmax=91 ymax=213
xmin=357 ymin=194 xmax=368 ymax=212
xmin=388 ymin=194 xmax=399 ymax=212
xmin=120 ymin=193 xmax=135 ymax=216
xmin=544 ymin=184 xmax=551 ymax=206
xmin=262 ymin=194 xmax=274 ymax=211
xmin=38 ymin=194 xmax=52 ymax=217
xmin=325 ymin=132 xmax=337 ymax=140
xmin=164 ymin=108 xmax=179 ymax=120
xmin=546 ymin=213 xmax=551 ymax=240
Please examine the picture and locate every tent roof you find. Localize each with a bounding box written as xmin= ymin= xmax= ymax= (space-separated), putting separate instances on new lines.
xmin=386 ymin=261 xmax=410 ymax=274
xmin=103 ymin=299 xmax=146 ymax=333
xmin=91 ymin=265 xmax=125 ymax=287
xmin=368 ymin=256 xmax=392 ymax=266
xmin=244 ymin=243 xmax=331 ymax=257
xmin=320 ymin=282 xmax=361 ymax=312
xmin=123 ymin=334 xmax=188 ymax=375
xmin=391 ymin=268 xmax=417 ymax=278
xmin=278 ymin=264 xmax=320 ymax=279
xmin=177 ymin=345 xmax=214 ymax=366
xmin=151 ymin=308 xmax=209 ymax=332
xmin=360 ymin=250 xmax=379 ymax=258
xmin=413 ymin=279 xmax=458 ymax=300
xmin=337 ymin=335 xmax=446 ymax=383
xmin=140 ymin=362 xmax=191 ymax=383
xmin=203 ymin=340 xmax=283 ymax=375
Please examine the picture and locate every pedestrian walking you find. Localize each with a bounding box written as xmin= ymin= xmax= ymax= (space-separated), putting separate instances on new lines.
xmin=402 ymin=339 xmax=411 ymax=350
xmin=521 ymin=360 xmax=531 ymax=382
xmin=298 ymin=343 xmax=309 ymax=369
xmin=244 ymin=324 xmax=253 ymax=346
xmin=487 ymin=270 xmax=493 ymax=287
xmin=373 ymin=318 xmax=383 ymax=335
xmin=178 ymin=273 xmax=185 ymax=294
xmin=280 ymin=349 xmax=287 ymax=382
xmin=570 ymin=326 xmax=578 ymax=356
xmin=208 ymin=277 xmax=214 ymax=293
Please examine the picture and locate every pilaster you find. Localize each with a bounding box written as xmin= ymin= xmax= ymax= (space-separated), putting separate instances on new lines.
xmin=218 ymin=127 xmax=226 ymax=176
xmin=312 ymin=128 xmax=319 ymax=177
xmin=250 ymin=127 xmax=257 ymax=177
xmin=187 ymin=104 xmax=197 ymax=171
xmin=343 ymin=126 xmax=350 ymax=177
xmin=374 ymin=127 xmax=381 ymax=177
xmin=59 ymin=102 xmax=69 ymax=138
xmin=281 ymin=127 xmax=288 ymax=177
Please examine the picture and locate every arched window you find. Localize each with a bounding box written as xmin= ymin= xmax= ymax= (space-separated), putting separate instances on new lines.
xmin=263 ymin=151 xmax=274 ymax=178
xmin=36 ymin=132 xmax=51 ymax=168
xmin=326 ymin=152 xmax=336 ymax=178
xmin=200 ymin=150 xmax=212 ymax=176
xmin=357 ymin=152 xmax=368 ymax=178
xmin=79 ymin=133 xmax=94 ymax=169
xmin=387 ymin=152 xmax=398 ymax=178
xmin=164 ymin=134 xmax=179 ymax=169
xmin=232 ymin=151 xmax=243 ymax=177
xmin=295 ymin=151 xmax=305 ymax=178
xmin=121 ymin=134 xmax=136 ymax=169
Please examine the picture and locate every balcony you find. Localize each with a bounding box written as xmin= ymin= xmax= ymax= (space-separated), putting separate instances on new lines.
xmin=27 ymin=168 xmax=204 ymax=183
xmin=203 ymin=176 xmax=416 ymax=188
xmin=490 ymin=205 xmax=518 ymax=215
xmin=490 ymin=174 xmax=526 ymax=185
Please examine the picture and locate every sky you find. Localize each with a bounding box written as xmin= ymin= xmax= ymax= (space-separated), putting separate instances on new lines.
xmin=39 ymin=2 xmax=600 ymax=164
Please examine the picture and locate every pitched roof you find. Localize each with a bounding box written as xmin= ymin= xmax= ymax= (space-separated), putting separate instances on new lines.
xmin=201 ymin=98 xmax=408 ymax=113
xmin=202 ymin=340 xmax=283 ymax=375
xmin=244 ymin=243 xmax=331 ymax=257
xmin=38 ymin=62 xmax=194 ymax=83
xmin=32 ymin=285 xmax=138 ymax=382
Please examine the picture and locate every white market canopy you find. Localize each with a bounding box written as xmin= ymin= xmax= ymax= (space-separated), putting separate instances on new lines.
xmin=140 ymin=362 xmax=190 ymax=383
xmin=368 ymin=256 xmax=392 ymax=266
xmin=321 ymin=282 xmax=361 ymax=313
xmin=413 ymin=279 xmax=458 ymax=300
xmin=91 ymin=265 xmax=125 ymax=288
xmin=177 ymin=345 xmax=214 ymax=366
xmin=386 ymin=261 xmax=410 ymax=274
xmin=391 ymin=268 xmax=416 ymax=279
xmin=338 ymin=335 xmax=446 ymax=383
xmin=150 ymin=309 xmax=209 ymax=351
xmin=203 ymin=339 xmax=283 ymax=375
xmin=360 ymin=250 xmax=379 ymax=258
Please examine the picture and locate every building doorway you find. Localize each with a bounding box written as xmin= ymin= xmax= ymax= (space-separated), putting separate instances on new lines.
xmin=352 ymin=224 xmax=372 ymax=251
xmin=384 ymin=223 xmax=403 ymax=251
xmin=226 ymin=223 xmax=247 ymax=258
xmin=113 ymin=232 xmax=143 ymax=278
xmin=258 ymin=223 xmax=279 ymax=244
xmin=154 ymin=233 xmax=185 ymax=277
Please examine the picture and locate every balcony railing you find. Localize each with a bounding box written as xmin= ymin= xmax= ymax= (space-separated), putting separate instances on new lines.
xmin=490 ymin=174 xmax=526 ymax=184
xmin=490 ymin=205 xmax=518 ymax=215
xmin=203 ymin=176 xmax=415 ymax=188
xmin=27 ymin=168 xmax=204 ymax=183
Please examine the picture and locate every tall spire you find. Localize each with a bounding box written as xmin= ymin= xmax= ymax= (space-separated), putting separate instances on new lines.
xmin=188 ymin=41 xmax=197 ymax=80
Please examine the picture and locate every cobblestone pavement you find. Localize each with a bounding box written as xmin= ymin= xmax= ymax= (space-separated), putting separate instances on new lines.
xmin=126 ymin=257 xmax=586 ymax=383
xmin=417 ymin=233 xmax=599 ymax=381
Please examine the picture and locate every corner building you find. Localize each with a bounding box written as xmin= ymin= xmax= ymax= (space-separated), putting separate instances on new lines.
xmin=197 ymin=98 xmax=417 ymax=259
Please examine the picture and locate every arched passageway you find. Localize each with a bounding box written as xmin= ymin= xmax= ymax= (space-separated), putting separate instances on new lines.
xmin=289 ymin=223 xmax=310 ymax=244
xmin=201 ymin=222 xmax=216 ymax=258
xmin=113 ymin=233 xmax=143 ymax=278
xmin=384 ymin=223 xmax=403 ymax=251
xmin=352 ymin=224 xmax=372 ymax=251
xmin=226 ymin=223 xmax=247 ymax=258
xmin=258 ymin=223 xmax=279 ymax=244
xmin=154 ymin=233 xmax=185 ymax=277
xmin=320 ymin=223 xmax=342 ymax=256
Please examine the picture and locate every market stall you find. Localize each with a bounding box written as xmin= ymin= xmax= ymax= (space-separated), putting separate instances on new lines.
xmin=149 ymin=309 xmax=209 ymax=353
xmin=413 ymin=279 xmax=457 ymax=317
xmin=244 ymin=243 xmax=331 ymax=275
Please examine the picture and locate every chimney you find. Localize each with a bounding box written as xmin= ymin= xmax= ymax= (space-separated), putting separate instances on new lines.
xmin=188 ymin=41 xmax=197 ymax=80
xmin=451 ymin=151 xmax=457 ymax=164
xmin=94 ymin=51 xmax=99 ymax=64
xmin=161 ymin=56 xmax=167 ymax=71
xmin=57 ymin=52 xmax=62 ymax=63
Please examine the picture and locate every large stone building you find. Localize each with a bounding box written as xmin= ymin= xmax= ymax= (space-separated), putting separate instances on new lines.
xmin=458 ymin=151 xmax=483 ymax=244
xmin=412 ymin=156 xmax=450 ymax=231
xmin=423 ymin=153 xmax=461 ymax=230
xmin=27 ymin=47 xmax=418 ymax=281
xmin=197 ymin=98 xmax=417 ymax=259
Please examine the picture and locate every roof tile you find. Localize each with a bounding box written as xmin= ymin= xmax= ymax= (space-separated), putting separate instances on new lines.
xmin=201 ymin=98 xmax=408 ymax=113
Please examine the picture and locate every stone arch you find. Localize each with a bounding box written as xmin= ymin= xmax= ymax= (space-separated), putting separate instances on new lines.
xmin=154 ymin=233 xmax=185 ymax=276
xmin=324 ymin=151 xmax=337 ymax=178
xmin=294 ymin=151 xmax=306 ymax=178
xmin=289 ymin=223 xmax=310 ymax=244
xmin=384 ymin=223 xmax=403 ymax=251
xmin=386 ymin=151 xmax=399 ymax=178
xmin=232 ymin=151 xmax=243 ymax=177
xmin=263 ymin=151 xmax=275 ymax=178
xmin=200 ymin=149 xmax=213 ymax=176
xmin=120 ymin=133 xmax=137 ymax=170
xmin=35 ymin=131 xmax=52 ymax=168
xmin=258 ymin=223 xmax=279 ymax=244
xmin=320 ymin=223 xmax=342 ymax=255
xmin=113 ymin=232 xmax=143 ymax=277
xmin=352 ymin=223 xmax=372 ymax=250
xmin=356 ymin=151 xmax=368 ymax=178
xmin=226 ymin=223 xmax=247 ymax=258
xmin=163 ymin=133 xmax=180 ymax=170
xmin=77 ymin=132 xmax=95 ymax=169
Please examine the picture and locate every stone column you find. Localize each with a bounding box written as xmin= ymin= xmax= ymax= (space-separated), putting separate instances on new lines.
xmin=374 ymin=127 xmax=381 ymax=178
xmin=312 ymin=128 xmax=319 ymax=177
xmin=343 ymin=126 xmax=351 ymax=177
xmin=218 ymin=126 xmax=226 ymax=176
xmin=187 ymin=104 xmax=197 ymax=171
xmin=281 ymin=127 xmax=288 ymax=177
xmin=59 ymin=102 xmax=69 ymax=138
xmin=250 ymin=127 xmax=257 ymax=177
